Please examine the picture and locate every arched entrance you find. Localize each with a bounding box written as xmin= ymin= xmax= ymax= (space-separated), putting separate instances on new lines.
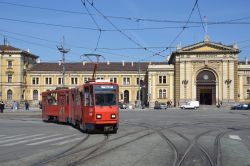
xmin=196 ymin=70 xmax=216 ymax=105
xmin=124 ymin=90 xmax=129 ymax=104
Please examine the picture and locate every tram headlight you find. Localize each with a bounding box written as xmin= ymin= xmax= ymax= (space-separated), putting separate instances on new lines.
xmin=96 ymin=114 xmax=102 ymax=119
xmin=111 ymin=114 xmax=116 ymax=119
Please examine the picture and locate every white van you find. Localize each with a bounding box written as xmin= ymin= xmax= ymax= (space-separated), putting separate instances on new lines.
xmin=180 ymin=101 xmax=199 ymax=109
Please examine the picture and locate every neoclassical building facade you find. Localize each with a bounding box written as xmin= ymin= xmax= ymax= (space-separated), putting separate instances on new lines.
xmin=1 ymin=38 xmax=250 ymax=108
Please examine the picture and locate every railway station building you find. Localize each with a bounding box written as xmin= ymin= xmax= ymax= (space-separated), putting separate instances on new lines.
xmin=1 ymin=37 xmax=250 ymax=108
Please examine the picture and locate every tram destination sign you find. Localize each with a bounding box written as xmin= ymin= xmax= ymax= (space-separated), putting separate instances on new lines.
xmin=94 ymin=85 xmax=117 ymax=91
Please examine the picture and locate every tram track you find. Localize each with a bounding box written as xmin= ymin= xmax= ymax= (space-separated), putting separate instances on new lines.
xmin=32 ymin=128 xmax=150 ymax=166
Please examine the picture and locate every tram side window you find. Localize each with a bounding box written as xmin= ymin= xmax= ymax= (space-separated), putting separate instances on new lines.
xmin=47 ymin=92 xmax=58 ymax=105
xmin=84 ymin=87 xmax=90 ymax=106
xmin=89 ymin=86 xmax=94 ymax=106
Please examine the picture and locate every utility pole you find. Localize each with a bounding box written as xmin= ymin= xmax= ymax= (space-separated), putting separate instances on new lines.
xmin=138 ymin=62 xmax=141 ymax=108
xmin=57 ymin=37 xmax=70 ymax=87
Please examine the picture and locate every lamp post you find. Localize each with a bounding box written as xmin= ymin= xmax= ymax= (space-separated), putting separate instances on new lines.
xmin=57 ymin=37 xmax=70 ymax=87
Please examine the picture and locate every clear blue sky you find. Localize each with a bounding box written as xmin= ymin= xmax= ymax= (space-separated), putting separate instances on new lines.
xmin=0 ymin=0 xmax=249 ymax=62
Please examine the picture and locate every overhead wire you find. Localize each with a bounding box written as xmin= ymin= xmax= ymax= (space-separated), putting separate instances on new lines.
xmin=0 ymin=16 xmax=203 ymax=32
xmin=196 ymin=3 xmax=205 ymax=33
xmin=84 ymin=0 xmax=160 ymax=57
xmin=148 ymin=0 xmax=199 ymax=60
xmin=1 ymin=1 xmax=250 ymax=25
xmin=0 ymin=27 xmax=175 ymax=51
xmin=81 ymin=0 xmax=102 ymax=51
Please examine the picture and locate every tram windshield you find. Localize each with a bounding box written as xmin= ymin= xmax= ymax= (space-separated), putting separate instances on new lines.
xmin=95 ymin=93 xmax=116 ymax=106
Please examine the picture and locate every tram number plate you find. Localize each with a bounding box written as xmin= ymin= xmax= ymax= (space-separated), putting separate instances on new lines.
xmin=104 ymin=126 xmax=113 ymax=131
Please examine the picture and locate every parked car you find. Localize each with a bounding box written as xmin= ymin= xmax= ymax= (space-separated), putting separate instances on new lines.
xmin=180 ymin=101 xmax=199 ymax=109
xmin=231 ymin=104 xmax=248 ymax=110
xmin=118 ymin=102 xmax=127 ymax=109
xmin=154 ymin=103 xmax=167 ymax=110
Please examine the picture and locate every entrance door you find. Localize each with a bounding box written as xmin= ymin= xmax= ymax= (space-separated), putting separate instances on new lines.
xmin=200 ymin=89 xmax=212 ymax=105
xmin=196 ymin=70 xmax=216 ymax=105
xmin=124 ymin=90 xmax=129 ymax=104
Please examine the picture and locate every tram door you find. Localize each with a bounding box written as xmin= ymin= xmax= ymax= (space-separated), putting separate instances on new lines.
xmin=83 ymin=85 xmax=94 ymax=123
xmin=58 ymin=92 xmax=66 ymax=122
xmin=42 ymin=93 xmax=48 ymax=120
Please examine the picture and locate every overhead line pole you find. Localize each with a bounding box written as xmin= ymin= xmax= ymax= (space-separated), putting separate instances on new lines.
xmin=57 ymin=37 xmax=70 ymax=87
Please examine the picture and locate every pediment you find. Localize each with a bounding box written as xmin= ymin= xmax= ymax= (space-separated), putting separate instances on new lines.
xmin=180 ymin=42 xmax=237 ymax=53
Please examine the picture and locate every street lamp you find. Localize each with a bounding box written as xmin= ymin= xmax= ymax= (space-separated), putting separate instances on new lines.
xmin=57 ymin=38 xmax=70 ymax=87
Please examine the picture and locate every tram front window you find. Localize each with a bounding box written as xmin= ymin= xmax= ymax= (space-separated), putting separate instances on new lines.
xmin=95 ymin=93 xmax=116 ymax=106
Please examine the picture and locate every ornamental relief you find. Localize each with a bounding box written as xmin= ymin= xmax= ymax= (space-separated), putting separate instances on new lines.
xmin=191 ymin=61 xmax=222 ymax=71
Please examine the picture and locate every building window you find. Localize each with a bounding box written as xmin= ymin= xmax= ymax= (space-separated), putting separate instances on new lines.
xmin=45 ymin=77 xmax=52 ymax=85
xmin=7 ymin=61 xmax=12 ymax=68
xmin=110 ymin=77 xmax=117 ymax=83
xmin=7 ymin=89 xmax=12 ymax=100
xmin=32 ymin=77 xmax=39 ymax=85
xmin=71 ymin=77 xmax=78 ymax=85
xmin=123 ymin=77 xmax=130 ymax=85
xmin=96 ymin=77 xmax=104 ymax=80
xmin=247 ymin=77 xmax=250 ymax=84
xmin=159 ymin=76 xmax=166 ymax=84
xmin=33 ymin=90 xmax=38 ymax=100
xmin=159 ymin=89 xmax=163 ymax=99
xmin=163 ymin=89 xmax=166 ymax=99
xmin=7 ymin=74 xmax=12 ymax=83
xmin=58 ymin=77 xmax=63 ymax=85
xmin=247 ymin=89 xmax=250 ymax=99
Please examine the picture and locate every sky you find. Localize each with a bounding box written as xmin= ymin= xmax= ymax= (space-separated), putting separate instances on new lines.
xmin=0 ymin=0 xmax=249 ymax=62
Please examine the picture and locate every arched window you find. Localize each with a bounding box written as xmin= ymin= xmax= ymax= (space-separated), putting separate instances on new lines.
xmin=159 ymin=89 xmax=162 ymax=99
xmin=7 ymin=89 xmax=12 ymax=100
xmin=33 ymin=90 xmax=38 ymax=100
xmin=163 ymin=89 xmax=167 ymax=99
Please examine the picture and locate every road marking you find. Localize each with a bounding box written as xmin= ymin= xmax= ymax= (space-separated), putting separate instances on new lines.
xmin=0 ymin=134 xmax=25 ymax=141
xmin=1 ymin=134 xmax=62 ymax=146
xmin=0 ymin=134 xmax=43 ymax=144
xmin=229 ymin=135 xmax=242 ymax=140
xmin=51 ymin=137 xmax=83 ymax=145
xmin=27 ymin=134 xmax=77 ymax=146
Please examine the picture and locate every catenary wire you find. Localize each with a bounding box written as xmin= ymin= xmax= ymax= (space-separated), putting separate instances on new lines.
xmin=1 ymin=1 xmax=250 ymax=25
xmin=81 ymin=0 xmax=102 ymax=51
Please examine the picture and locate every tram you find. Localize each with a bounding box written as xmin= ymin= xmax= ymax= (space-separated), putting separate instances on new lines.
xmin=42 ymin=80 xmax=119 ymax=133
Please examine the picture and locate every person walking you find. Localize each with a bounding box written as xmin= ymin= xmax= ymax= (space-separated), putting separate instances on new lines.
xmin=12 ymin=101 xmax=18 ymax=111
xmin=25 ymin=100 xmax=29 ymax=110
xmin=0 ymin=100 xmax=4 ymax=113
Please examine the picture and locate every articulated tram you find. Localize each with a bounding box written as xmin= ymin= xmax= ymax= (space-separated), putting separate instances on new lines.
xmin=42 ymin=80 xmax=119 ymax=133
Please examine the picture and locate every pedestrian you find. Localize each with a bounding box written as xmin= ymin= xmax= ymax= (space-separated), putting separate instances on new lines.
xmin=12 ymin=101 xmax=18 ymax=111
xmin=167 ymin=101 xmax=170 ymax=108
xmin=39 ymin=101 xmax=42 ymax=109
xmin=25 ymin=100 xmax=29 ymax=110
xmin=0 ymin=100 xmax=4 ymax=113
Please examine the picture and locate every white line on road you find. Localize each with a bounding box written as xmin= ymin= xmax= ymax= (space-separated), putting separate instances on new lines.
xmin=229 ymin=135 xmax=242 ymax=140
xmin=0 ymin=134 xmax=43 ymax=144
xmin=1 ymin=134 xmax=62 ymax=146
xmin=0 ymin=134 xmax=25 ymax=141
xmin=27 ymin=134 xmax=77 ymax=146
xmin=51 ymin=137 xmax=84 ymax=145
